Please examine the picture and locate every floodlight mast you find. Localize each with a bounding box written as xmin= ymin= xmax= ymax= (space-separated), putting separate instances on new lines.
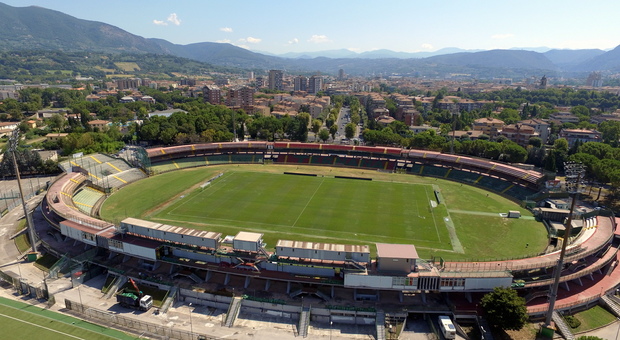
xmin=8 ymin=130 xmax=37 ymax=254
xmin=544 ymin=161 xmax=585 ymax=327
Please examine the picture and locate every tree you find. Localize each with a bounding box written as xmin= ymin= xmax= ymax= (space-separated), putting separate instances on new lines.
xmin=311 ymin=119 xmax=322 ymax=137
xmin=329 ymin=124 xmax=338 ymax=140
xmin=480 ymin=287 xmax=528 ymax=331
xmin=345 ymin=123 xmax=356 ymax=139
xmin=318 ymin=128 xmax=330 ymax=143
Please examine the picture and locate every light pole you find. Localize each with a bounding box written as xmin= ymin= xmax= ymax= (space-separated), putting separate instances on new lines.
xmin=544 ymin=161 xmax=585 ymax=327
xmin=188 ymin=302 xmax=194 ymax=339
xmin=8 ymin=130 xmax=37 ymax=254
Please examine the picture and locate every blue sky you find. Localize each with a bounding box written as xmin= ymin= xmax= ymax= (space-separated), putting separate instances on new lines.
xmin=3 ymin=0 xmax=620 ymax=54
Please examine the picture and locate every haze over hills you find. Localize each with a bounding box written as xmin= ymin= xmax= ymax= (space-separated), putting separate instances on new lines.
xmin=0 ymin=2 xmax=619 ymax=77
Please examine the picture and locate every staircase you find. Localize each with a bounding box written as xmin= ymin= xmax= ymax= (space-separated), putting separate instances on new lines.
xmin=345 ymin=260 xmax=367 ymax=271
xmin=551 ymin=311 xmax=575 ymax=340
xmin=188 ymin=273 xmax=203 ymax=283
xmin=223 ymin=296 xmax=243 ymax=328
xmin=298 ymin=306 xmax=311 ymax=338
xmin=48 ymin=254 xmax=70 ymax=279
xmin=104 ymin=275 xmax=127 ymax=299
xmin=375 ymin=311 xmax=386 ymax=340
xmin=289 ymin=289 xmax=303 ymax=298
xmin=601 ymin=295 xmax=620 ymax=317
xmin=315 ymin=290 xmax=331 ymax=302
xmin=159 ymin=286 xmax=178 ymax=313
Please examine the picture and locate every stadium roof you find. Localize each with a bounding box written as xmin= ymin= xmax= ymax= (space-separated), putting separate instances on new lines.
xmin=277 ymin=240 xmax=370 ymax=253
xmin=376 ymin=243 xmax=418 ymax=259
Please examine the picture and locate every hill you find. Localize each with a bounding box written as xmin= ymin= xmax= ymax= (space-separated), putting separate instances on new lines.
xmin=0 ymin=3 xmax=167 ymax=54
xmin=0 ymin=2 xmax=618 ymax=77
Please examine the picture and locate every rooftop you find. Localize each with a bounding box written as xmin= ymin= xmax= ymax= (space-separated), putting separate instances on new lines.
xmin=376 ymin=243 xmax=418 ymax=259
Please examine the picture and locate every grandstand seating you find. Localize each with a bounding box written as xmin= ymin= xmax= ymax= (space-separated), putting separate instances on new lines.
xmin=502 ymin=184 xmax=537 ymax=201
xmin=476 ymin=175 xmax=512 ymax=192
xmin=421 ymin=165 xmax=450 ymax=177
xmin=446 ymin=169 xmax=480 ymax=184
xmin=72 ymin=187 xmax=106 ymax=215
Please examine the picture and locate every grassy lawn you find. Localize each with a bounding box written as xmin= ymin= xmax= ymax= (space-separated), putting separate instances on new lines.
xmin=113 ymin=62 xmax=140 ymax=71
xmin=154 ymin=171 xmax=451 ymax=251
xmin=0 ymin=297 xmax=140 ymax=340
xmin=34 ymin=253 xmax=59 ymax=272
xmin=100 ymin=164 xmax=545 ymax=260
xmin=570 ymin=305 xmax=617 ymax=333
xmin=14 ymin=219 xmax=31 ymax=254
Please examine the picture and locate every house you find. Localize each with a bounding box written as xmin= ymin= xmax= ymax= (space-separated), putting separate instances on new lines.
xmin=46 ymin=133 xmax=68 ymax=141
xmin=559 ymin=129 xmax=602 ymax=147
xmin=0 ymin=121 xmax=19 ymax=137
xmin=88 ymin=120 xmax=111 ymax=130
xmin=519 ymin=119 xmax=550 ymax=144
xmin=119 ymin=96 xmax=135 ymax=103
xmin=473 ymin=117 xmax=504 ymax=138
xmin=499 ymin=124 xmax=539 ymax=147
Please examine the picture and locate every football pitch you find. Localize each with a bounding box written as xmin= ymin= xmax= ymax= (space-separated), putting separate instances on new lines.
xmin=101 ymin=164 xmax=547 ymax=259
xmin=0 ymin=297 xmax=138 ymax=340
xmin=153 ymin=171 xmax=452 ymax=250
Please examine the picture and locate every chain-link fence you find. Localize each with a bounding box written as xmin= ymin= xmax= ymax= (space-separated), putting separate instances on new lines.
xmin=65 ymin=299 xmax=216 ymax=340
xmin=0 ymin=176 xmax=52 ymax=215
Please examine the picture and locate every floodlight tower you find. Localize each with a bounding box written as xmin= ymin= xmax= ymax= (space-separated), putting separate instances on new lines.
xmin=544 ymin=161 xmax=585 ymax=327
xmin=8 ymin=130 xmax=37 ymax=254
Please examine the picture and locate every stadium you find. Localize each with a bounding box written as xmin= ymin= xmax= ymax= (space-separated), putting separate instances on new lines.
xmin=33 ymin=142 xmax=619 ymax=339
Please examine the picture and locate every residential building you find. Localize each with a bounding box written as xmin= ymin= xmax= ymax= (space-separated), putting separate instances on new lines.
xmin=116 ymin=78 xmax=142 ymax=90
xmin=293 ymin=76 xmax=308 ymax=92
xmin=203 ymin=85 xmax=221 ymax=105
xmin=46 ymin=133 xmax=68 ymax=141
xmin=559 ymin=129 xmax=602 ymax=147
xmin=88 ymin=119 xmax=111 ymax=131
xmin=0 ymin=90 xmax=19 ymax=100
xmin=549 ymin=111 xmax=579 ymax=124
xmin=472 ymin=117 xmax=504 ymax=138
xmin=268 ymin=70 xmax=283 ymax=91
xmin=452 ymin=130 xmax=485 ymax=140
xmin=0 ymin=122 xmax=19 ymax=137
xmin=139 ymin=96 xmax=156 ymax=104
xmin=520 ymin=119 xmax=550 ymax=144
xmin=226 ymin=85 xmax=254 ymax=110
xmin=308 ymin=75 xmax=323 ymax=94
xmin=499 ymin=124 xmax=539 ymax=147
xmin=255 ymin=77 xmax=265 ymax=89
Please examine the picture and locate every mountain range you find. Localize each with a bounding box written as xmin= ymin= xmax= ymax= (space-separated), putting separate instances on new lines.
xmin=0 ymin=2 xmax=618 ymax=77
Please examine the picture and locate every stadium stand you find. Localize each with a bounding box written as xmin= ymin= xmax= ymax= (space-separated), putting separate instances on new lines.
xmin=72 ymin=187 xmax=106 ymax=215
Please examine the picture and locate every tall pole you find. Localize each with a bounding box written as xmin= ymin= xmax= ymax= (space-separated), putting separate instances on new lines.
xmin=188 ymin=302 xmax=194 ymax=338
xmin=9 ymin=130 xmax=37 ymax=254
xmin=544 ymin=162 xmax=585 ymax=327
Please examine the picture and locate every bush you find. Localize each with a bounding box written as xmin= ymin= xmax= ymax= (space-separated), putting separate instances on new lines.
xmin=564 ymin=315 xmax=581 ymax=328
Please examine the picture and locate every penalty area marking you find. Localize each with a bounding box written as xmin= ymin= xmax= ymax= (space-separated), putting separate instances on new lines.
xmin=0 ymin=312 xmax=86 ymax=340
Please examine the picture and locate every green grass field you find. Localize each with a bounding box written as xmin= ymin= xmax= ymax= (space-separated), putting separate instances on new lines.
xmin=101 ymin=164 xmax=547 ymax=260
xmin=0 ymin=297 xmax=138 ymax=340
xmin=155 ymin=171 xmax=450 ymax=250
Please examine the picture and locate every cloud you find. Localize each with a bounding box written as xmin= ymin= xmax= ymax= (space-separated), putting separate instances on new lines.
xmin=287 ymin=38 xmax=299 ymax=45
xmin=421 ymin=43 xmax=434 ymax=50
xmin=216 ymin=39 xmax=231 ymax=44
xmin=239 ymin=37 xmax=261 ymax=44
xmin=220 ymin=27 xmax=233 ymax=33
xmin=167 ymin=13 xmax=181 ymax=26
xmin=308 ymin=35 xmax=331 ymax=44
xmin=491 ymin=33 xmax=514 ymax=40
xmin=153 ymin=13 xmax=181 ymax=26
